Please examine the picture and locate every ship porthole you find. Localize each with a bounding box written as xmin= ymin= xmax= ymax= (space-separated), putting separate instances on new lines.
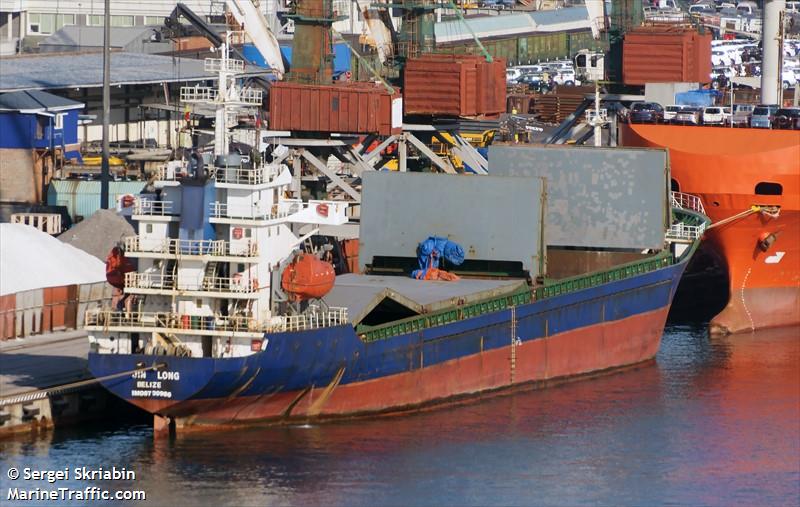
xmin=712 ymin=201 xmax=720 ymax=207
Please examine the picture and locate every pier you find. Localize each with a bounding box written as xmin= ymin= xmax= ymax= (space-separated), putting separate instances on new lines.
xmin=0 ymin=331 xmax=109 ymax=437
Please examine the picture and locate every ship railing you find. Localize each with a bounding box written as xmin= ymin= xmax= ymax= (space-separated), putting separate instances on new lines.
xmin=85 ymin=310 xmax=261 ymax=334
xmin=233 ymin=87 xmax=263 ymax=105
xmin=209 ymin=201 xmax=299 ymax=221
xmin=124 ymin=236 xmax=258 ymax=258
xmin=278 ymin=199 xmax=305 ymax=215
xmin=204 ymin=57 xmax=245 ymax=74
xmin=214 ymin=165 xmax=279 ymax=185
xmin=209 ymin=199 xmax=347 ymax=223
xmin=586 ymin=108 xmax=608 ymax=124
xmin=180 ymin=86 xmax=218 ymax=103
xmin=199 ymin=275 xmax=257 ymax=293
xmin=133 ymin=199 xmax=174 ymax=216
xmin=666 ymin=221 xmax=707 ymax=242
xmin=125 ymin=272 xmax=177 ymax=290
xmin=154 ymin=162 xmax=188 ymax=181
xmin=125 ymin=272 xmax=256 ymax=293
xmin=670 ymin=191 xmax=706 ymax=215
xmin=270 ymin=307 xmax=349 ymax=332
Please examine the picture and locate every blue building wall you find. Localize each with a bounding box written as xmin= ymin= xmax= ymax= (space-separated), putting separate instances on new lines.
xmin=0 ymin=112 xmax=36 ymax=149
xmin=0 ymin=109 xmax=80 ymax=150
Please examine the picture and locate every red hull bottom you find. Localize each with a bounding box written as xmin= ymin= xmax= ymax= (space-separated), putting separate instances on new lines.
xmin=703 ymin=204 xmax=800 ymax=335
xmin=143 ymin=307 xmax=670 ymax=434
xmin=710 ymin=286 xmax=800 ymax=335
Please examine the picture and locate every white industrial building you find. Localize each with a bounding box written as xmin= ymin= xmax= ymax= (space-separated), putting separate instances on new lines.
xmin=0 ymin=0 xmax=373 ymax=55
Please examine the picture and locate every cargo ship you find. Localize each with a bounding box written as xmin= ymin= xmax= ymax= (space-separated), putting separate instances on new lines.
xmin=619 ymin=124 xmax=800 ymax=334
xmin=83 ymin=41 xmax=707 ymax=433
xmin=86 ymin=161 xmax=705 ymax=433
xmin=81 ymin=28 xmax=713 ymax=434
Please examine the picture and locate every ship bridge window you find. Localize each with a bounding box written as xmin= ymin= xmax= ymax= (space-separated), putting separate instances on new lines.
xmin=755 ymin=182 xmax=782 ymax=196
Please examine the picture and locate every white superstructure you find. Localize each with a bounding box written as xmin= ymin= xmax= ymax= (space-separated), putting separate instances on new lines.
xmin=86 ymin=35 xmax=348 ymax=359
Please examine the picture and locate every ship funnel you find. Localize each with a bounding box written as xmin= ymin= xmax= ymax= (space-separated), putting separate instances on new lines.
xmin=761 ymin=0 xmax=786 ymax=105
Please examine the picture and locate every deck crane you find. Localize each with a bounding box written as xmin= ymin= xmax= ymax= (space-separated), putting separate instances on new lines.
xmin=163 ymin=2 xmax=285 ymax=79
xmin=225 ymin=0 xmax=286 ymax=77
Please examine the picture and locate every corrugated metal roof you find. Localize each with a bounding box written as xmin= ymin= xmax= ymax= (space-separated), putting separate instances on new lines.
xmin=529 ymin=6 xmax=590 ymax=26
xmin=38 ymin=26 xmax=158 ymax=49
xmin=47 ymin=180 xmax=147 ymax=221
xmin=435 ymin=7 xmax=590 ymax=44
xmin=0 ymin=52 xmax=271 ymax=92
xmin=0 ymin=90 xmax=84 ymax=112
xmin=436 ymin=13 xmax=536 ymax=44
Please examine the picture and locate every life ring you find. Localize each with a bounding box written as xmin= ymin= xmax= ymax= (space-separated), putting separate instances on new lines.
xmin=316 ymin=203 xmax=329 ymax=217
xmin=121 ymin=194 xmax=135 ymax=208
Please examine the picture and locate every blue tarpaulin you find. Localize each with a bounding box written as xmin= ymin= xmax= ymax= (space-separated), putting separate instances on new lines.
xmin=675 ymin=89 xmax=721 ymax=107
xmin=242 ymin=44 xmax=352 ymax=74
xmin=411 ymin=236 xmax=465 ymax=279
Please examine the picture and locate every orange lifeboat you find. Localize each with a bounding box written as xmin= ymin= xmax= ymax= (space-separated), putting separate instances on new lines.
xmin=105 ymin=246 xmax=135 ymax=289
xmin=281 ymin=253 xmax=335 ymax=301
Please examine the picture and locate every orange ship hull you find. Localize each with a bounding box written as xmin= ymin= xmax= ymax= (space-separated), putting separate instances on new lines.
xmin=620 ymin=124 xmax=800 ymax=334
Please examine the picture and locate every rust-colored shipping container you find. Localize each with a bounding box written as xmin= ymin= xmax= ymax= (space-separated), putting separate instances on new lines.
xmin=269 ymin=82 xmax=402 ymax=136
xmin=404 ymin=54 xmax=506 ymax=117
xmin=340 ymin=238 xmax=360 ymax=274
xmin=0 ymin=293 xmax=15 ymax=340
xmin=623 ymin=27 xmax=712 ymax=85
xmin=42 ymin=284 xmax=79 ymax=332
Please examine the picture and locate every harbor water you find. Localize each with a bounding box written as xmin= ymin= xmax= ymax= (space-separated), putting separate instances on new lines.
xmin=1 ymin=323 xmax=798 ymax=507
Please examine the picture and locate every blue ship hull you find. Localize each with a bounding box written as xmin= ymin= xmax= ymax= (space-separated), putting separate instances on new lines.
xmin=89 ymin=254 xmax=689 ymax=430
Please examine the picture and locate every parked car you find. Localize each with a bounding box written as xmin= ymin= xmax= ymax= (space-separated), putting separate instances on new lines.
xmin=513 ymin=64 xmax=545 ymax=74
xmin=772 ymin=107 xmax=800 ymax=129
xmin=674 ymin=106 xmax=702 ymax=125
xmin=730 ymin=104 xmax=754 ymax=127
xmin=712 ymin=49 xmax=732 ymax=66
xmin=689 ymin=4 xmax=716 ymax=14
xmin=751 ymin=104 xmax=779 ymax=128
xmin=736 ymin=0 xmax=758 ymax=15
xmin=517 ymin=73 xmax=543 ymax=88
xmin=629 ymin=102 xmax=665 ymax=123
xmin=702 ymin=106 xmax=732 ymax=125
xmin=664 ymin=105 xmax=683 ymax=123
xmin=542 ymin=61 xmax=574 ymax=73
xmin=506 ymin=68 xmax=522 ymax=83
xmin=781 ymin=68 xmax=798 ymax=89
xmin=497 ymin=0 xmax=515 ymax=7
xmin=553 ymin=70 xmax=579 ymax=86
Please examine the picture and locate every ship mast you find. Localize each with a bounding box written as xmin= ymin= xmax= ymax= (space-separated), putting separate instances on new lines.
xmin=760 ymin=0 xmax=786 ymax=105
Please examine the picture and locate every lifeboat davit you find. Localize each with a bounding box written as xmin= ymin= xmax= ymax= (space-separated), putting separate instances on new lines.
xmin=281 ymin=253 xmax=335 ymax=301
xmin=105 ymin=246 xmax=135 ymax=289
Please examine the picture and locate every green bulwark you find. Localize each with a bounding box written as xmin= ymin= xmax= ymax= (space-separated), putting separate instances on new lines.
xmin=356 ymin=251 xmax=674 ymax=343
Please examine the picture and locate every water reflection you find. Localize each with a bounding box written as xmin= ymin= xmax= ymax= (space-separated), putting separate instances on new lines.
xmin=2 ymin=325 xmax=798 ymax=507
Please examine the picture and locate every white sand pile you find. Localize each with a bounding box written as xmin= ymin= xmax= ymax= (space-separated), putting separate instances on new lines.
xmin=0 ymin=223 xmax=106 ymax=296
